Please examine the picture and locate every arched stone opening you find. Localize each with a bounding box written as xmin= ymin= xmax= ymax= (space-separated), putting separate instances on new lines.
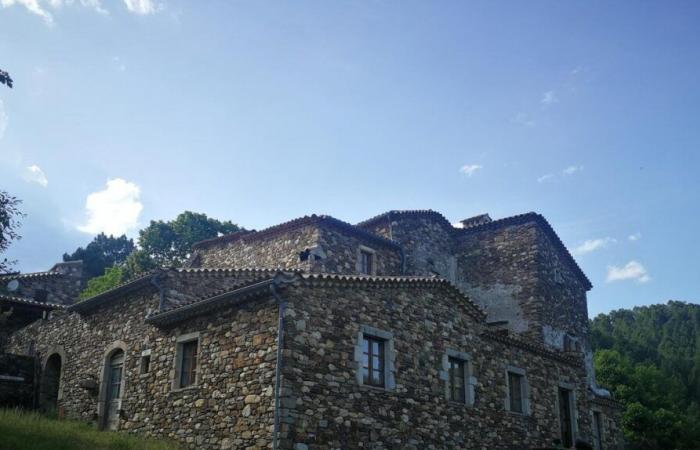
xmin=39 ymin=353 xmax=62 ymax=414
xmin=97 ymin=341 xmax=127 ymax=430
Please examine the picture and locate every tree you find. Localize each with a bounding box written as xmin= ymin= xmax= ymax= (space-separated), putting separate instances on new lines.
xmin=0 ymin=69 xmax=12 ymax=88
xmin=138 ymin=211 xmax=241 ymax=268
xmin=78 ymin=266 xmax=124 ymax=300
xmin=63 ymin=233 xmax=135 ymax=280
xmin=0 ymin=191 xmax=25 ymax=274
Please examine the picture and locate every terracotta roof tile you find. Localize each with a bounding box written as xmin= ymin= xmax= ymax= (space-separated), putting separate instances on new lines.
xmin=0 ymin=293 xmax=65 ymax=309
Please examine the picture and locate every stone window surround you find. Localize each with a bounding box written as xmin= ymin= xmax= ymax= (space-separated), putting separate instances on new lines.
xmin=41 ymin=345 xmax=66 ymax=402
xmin=439 ymin=349 xmax=476 ymax=407
xmin=556 ymin=381 xmax=579 ymax=442
xmin=97 ymin=340 xmax=128 ymax=430
xmin=504 ymin=365 xmax=530 ymax=415
xmin=139 ymin=349 xmax=151 ymax=376
xmin=356 ymin=245 xmax=377 ymax=275
xmin=353 ymin=325 xmax=396 ymax=390
xmin=172 ymin=332 xmax=201 ymax=391
xmin=591 ymin=407 xmax=605 ymax=450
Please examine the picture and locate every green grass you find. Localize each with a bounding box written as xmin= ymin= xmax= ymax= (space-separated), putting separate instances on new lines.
xmin=0 ymin=409 xmax=180 ymax=450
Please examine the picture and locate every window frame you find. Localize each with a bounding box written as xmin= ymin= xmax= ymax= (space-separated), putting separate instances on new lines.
xmin=172 ymin=332 xmax=201 ymax=391
xmin=504 ymin=365 xmax=530 ymax=415
xmin=440 ymin=349 xmax=476 ymax=406
xmin=139 ymin=349 xmax=151 ymax=376
xmin=556 ymin=383 xmax=578 ymax=447
xmin=592 ymin=409 xmax=604 ymax=450
xmin=356 ymin=245 xmax=377 ymax=275
xmin=353 ymin=325 xmax=395 ymax=390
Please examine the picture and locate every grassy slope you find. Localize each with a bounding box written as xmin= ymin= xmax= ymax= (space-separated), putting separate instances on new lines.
xmin=0 ymin=409 xmax=179 ymax=450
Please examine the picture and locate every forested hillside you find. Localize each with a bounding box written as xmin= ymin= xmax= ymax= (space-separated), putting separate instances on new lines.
xmin=591 ymin=301 xmax=700 ymax=449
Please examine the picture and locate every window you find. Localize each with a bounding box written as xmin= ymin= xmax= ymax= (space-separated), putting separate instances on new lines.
xmin=173 ymin=333 xmax=200 ymax=390
xmin=362 ymin=335 xmax=385 ymax=387
xmin=139 ymin=350 xmax=151 ymax=375
xmin=448 ymin=357 xmax=466 ymax=403
xmin=505 ymin=368 xmax=529 ymax=414
xmin=593 ymin=411 xmax=604 ymax=450
xmin=558 ymin=387 xmax=574 ymax=447
xmin=354 ymin=325 xmax=395 ymax=390
xmin=359 ymin=250 xmax=374 ymax=275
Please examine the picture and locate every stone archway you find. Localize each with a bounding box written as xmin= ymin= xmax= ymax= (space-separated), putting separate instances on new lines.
xmin=39 ymin=353 xmax=62 ymax=414
xmin=97 ymin=341 xmax=128 ymax=430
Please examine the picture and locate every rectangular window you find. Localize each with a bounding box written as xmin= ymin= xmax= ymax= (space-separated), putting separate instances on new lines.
xmin=178 ymin=340 xmax=198 ymax=388
xmin=508 ymin=371 xmax=525 ymax=413
xmin=140 ymin=354 xmax=151 ymax=375
xmin=593 ymin=411 xmax=604 ymax=450
xmin=558 ymin=387 xmax=574 ymax=447
xmin=449 ymin=357 xmax=466 ymax=403
xmin=362 ymin=335 xmax=385 ymax=387
xmin=359 ymin=250 xmax=374 ymax=275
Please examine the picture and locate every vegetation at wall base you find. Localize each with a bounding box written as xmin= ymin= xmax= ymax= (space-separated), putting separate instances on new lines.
xmin=591 ymin=300 xmax=700 ymax=449
xmin=0 ymin=409 xmax=179 ymax=450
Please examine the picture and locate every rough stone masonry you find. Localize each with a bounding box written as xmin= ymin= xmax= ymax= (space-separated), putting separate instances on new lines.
xmin=2 ymin=210 xmax=623 ymax=449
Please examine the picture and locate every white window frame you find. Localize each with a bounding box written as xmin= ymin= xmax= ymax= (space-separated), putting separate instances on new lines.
xmin=172 ymin=332 xmax=201 ymax=391
xmin=439 ymin=349 xmax=476 ymax=406
xmin=504 ymin=365 xmax=530 ymax=415
xmin=353 ymin=325 xmax=395 ymax=390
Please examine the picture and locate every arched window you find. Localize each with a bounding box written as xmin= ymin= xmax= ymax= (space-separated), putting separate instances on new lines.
xmin=98 ymin=341 xmax=127 ymax=431
xmin=39 ymin=353 xmax=62 ymax=413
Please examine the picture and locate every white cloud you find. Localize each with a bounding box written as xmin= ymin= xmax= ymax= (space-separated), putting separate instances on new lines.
xmin=123 ymin=0 xmax=160 ymax=14
xmin=606 ymin=261 xmax=651 ymax=284
xmin=1 ymin=0 xmax=54 ymax=24
xmin=0 ymin=98 xmax=7 ymax=140
xmin=563 ymin=165 xmax=583 ymax=175
xmin=112 ymin=56 xmax=126 ymax=72
xmin=459 ymin=164 xmax=482 ymax=177
xmin=628 ymin=232 xmax=642 ymax=242
xmin=541 ymin=90 xmax=558 ymax=105
xmin=572 ymin=237 xmax=616 ymax=256
xmin=78 ymin=178 xmax=143 ymax=235
xmin=22 ymin=165 xmax=48 ymax=187
xmin=537 ymin=174 xmax=554 ymax=183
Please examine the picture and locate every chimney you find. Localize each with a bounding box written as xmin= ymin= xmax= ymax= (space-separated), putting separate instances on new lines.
xmin=459 ymin=214 xmax=492 ymax=229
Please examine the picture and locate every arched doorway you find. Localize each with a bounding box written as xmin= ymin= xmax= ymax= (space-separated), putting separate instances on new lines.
xmin=39 ymin=353 xmax=62 ymax=414
xmin=103 ymin=349 xmax=124 ymax=430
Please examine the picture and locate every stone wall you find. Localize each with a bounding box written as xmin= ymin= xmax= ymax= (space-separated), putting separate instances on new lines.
xmin=277 ymin=279 xmax=617 ymax=449
xmin=6 ymin=274 xmax=280 ymax=450
xmin=0 ymin=353 xmax=36 ymax=409
xmin=0 ymin=261 xmax=84 ymax=306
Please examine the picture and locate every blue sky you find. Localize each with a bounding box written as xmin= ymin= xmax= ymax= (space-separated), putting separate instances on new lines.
xmin=1 ymin=1 xmax=698 ymax=317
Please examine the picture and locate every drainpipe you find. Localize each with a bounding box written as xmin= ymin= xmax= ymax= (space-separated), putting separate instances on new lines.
xmin=270 ymin=280 xmax=286 ymax=450
xmin=150 ymin=272 xmax=165 ymax=311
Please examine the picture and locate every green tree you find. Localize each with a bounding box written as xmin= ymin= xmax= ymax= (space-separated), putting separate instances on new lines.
xmin=78 ymin=266 xmax=125 ymax=300
xmin=63 ymin=233 xmax=135 ymax=280
xmin=138 ymin=211 xmax=241 ymax=268
xmin=0 ymin=191 xmax=25 ymax=274
xmin=0 ymin=69 xmax=12 ymax=88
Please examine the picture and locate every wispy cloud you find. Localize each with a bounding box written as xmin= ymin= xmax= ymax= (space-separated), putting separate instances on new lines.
xmin=512 ymin=113 xmax=535 ymax=127
xmin=628 ymin=232 xmax=642 ymax=242
xmin=537 ymin=174 xmax=554 ymax=183
xmin=78 ymin=178 xmax=143 ymax=235
xmin=123 ymin=0 xmax=161 ymax=15
xmin=459 ymin=164 xmax=482 ymax=177
xmin=562 ymin=165 xmax=583 ymax=176
xmin=1 ymin=0 xmax=160 ymax=24
xmin=22 ymin=165 xmax=48 ymax=187
xmin=0 ymin=98 xmax=7 ymax=140
xmin=606 ymin=261 xmax=651 ymax=284
xmin=112 ymin=56 xmax=126 ymax=72
xmin=571 ymin=237 xmax=616 ymax=256
xmin=541 ymin=90 xmax=558 ymax=106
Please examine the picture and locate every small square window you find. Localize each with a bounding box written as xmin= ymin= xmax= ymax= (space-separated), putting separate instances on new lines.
xmin=507 ymin=371 xmax=526 ymax=414
xmin=359 ymin=250 xmax=374 ymax=275
xmin=361 ymin=335 xmax=385 ymax=387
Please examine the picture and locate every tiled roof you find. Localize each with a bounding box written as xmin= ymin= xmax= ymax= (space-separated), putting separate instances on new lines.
xmin=299 ymin=272 xmax=487 ymax=321
xmin=482 ymin=329 xmax=583 ymax=367
xmin=68 ymin=271 xmax=157 ymax=313
xmin=0 ymin=293 xmax=65 ymax=309
xmin=192 ymin=214 xmax=401 ymax=251
xmin=145 ymin=277 xmax=278 ymax=326
xmin=0 ymin=270 xmax=61 ymax=280
xmin=356 ymin=209 xmax=454 ymax=230
xmin=455 ymin=212 xmax=592 ymax=290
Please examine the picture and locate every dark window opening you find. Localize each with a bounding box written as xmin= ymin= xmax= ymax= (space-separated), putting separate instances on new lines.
xmin=508 ymin=371 xmax=525 ymax=413
xmin=359 ymin=250 xmax=374 ymax=275
xmin=558 ymin=387 xmax=574 ymax=447
xmin=449 ymin=357 xmax=466 ymax=403
xmin=34 ymin=289 xmax=48 ymax=303
xmin=140 ymin=354 xmax=151 ymax=375
xmin=179 ymin=341 xmax=198 ymax=388
xmin=361 ymin=335 xmax=385 ymax=387
xmin=593 ymin=411 xmax=604 ymax=450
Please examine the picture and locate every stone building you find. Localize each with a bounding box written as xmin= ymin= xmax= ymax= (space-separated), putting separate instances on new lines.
xmin=3 ymin=210 xmax=623 ymax=449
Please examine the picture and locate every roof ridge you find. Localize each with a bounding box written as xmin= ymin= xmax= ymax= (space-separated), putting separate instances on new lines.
xmin=356 ymin=209 xmax=453 ymax=229
xmin=0 ymin=293 xmax=65 ymax=309
xmin=0 ymin=270 xmax=61 ymax=280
